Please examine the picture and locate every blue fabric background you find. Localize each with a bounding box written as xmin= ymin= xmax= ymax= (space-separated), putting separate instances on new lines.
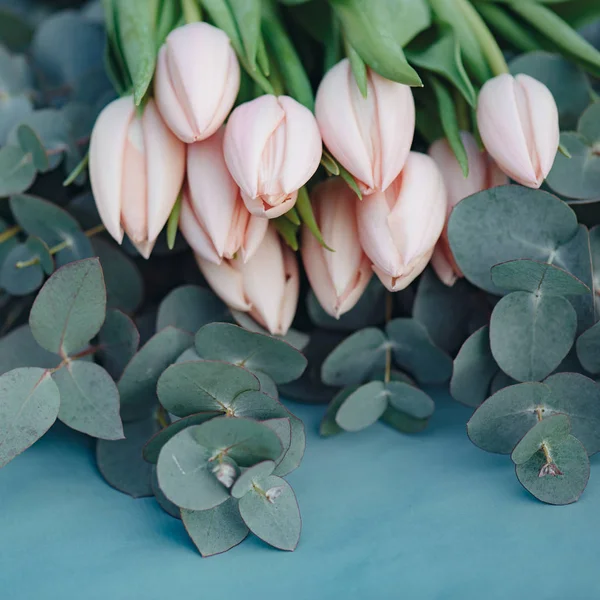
xmin=1 ymin=390 xmax=598 ymax=599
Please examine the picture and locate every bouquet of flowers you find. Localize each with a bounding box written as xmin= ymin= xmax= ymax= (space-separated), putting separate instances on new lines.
xmin=1 ymin=0 xmax=600 ymax=557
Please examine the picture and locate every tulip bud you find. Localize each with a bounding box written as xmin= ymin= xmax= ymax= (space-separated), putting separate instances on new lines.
xmin=356 ymin=152 xmax=446 ymax=292
xmin=89 ymin=96 xmax=185 ymax=258
xmin=154 ymin=22 xmax=240 ymax=143
xmin=223 ymin=95 xmax=322 ymax=219
xmin=302 ymin=178 xmax=371 ymax=318
xmin=196 ymin=227 xmax=299 ymax=335
xmin=315 ymin=58 xmax=415 ymax=196
xmin=428 ymin=132 xmax=508 ymax=286
xmin=179 ymin=128 xmax=268 ymax=265
xmin=476 ymin=73 xmax=559 ymax=188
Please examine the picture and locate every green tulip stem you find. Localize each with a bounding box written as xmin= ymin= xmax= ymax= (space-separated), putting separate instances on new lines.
xmin=456 ymin=0 xmax=509 ymax=77
xmin=181 ymin=0 xmax=202 ymax=24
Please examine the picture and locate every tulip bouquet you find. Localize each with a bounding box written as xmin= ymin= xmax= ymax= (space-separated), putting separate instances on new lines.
xmin=1 ymin=0 xmax=600 ymax=557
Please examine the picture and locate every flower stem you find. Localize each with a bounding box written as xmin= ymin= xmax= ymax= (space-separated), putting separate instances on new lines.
xmin=181 ymin=0 xmax=202 ymax=24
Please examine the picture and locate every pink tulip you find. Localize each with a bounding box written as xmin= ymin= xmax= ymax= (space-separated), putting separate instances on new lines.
xmin=179 ymin=128 xmax=268 ymax=265
xmin=302 ymin=178 xmax=371 ymax=318
xmin=476 ymin=73 xmax=559 ymax=188
xmin=315 ymin=58 xmax=415 ymax=196
xmin=196 ymin=227 xmax=299 ymax=335
xmin=223 ymin=94 xmax=322 ymax=219
xmin=356 ymin=152 xmax=446 ymax=292
xmin=154 ymin=22 xmax=240 ymax=143
xmin=89 ymin=96 xmax=185 ymax=258
xmin=428 ymin=132 xmax=508 ymax=286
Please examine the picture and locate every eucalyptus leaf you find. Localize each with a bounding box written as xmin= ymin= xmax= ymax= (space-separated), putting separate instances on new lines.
xmin=335 ymin=381 xmax=387 ymax=432
xmin=262 ymin=419 xmax=292 ymax=469
xmin=0 ymin=145 xmax=35 ymax=196
xmin=97 ymin=309 xmax=140 ymax=379
xmin=386 ymin=382 xmax=435 ymax=420
xmin=386 ymin=319 xmax=453 ymax=384
xmin=96 ymin=417 xmax=159 ymax=498
xmin=238 ymin=475 xmax=301 ymax=551
xmin=321 ymin=327 xmax=387 ymax=386
xmin=515 ymin=435 xmax=590 ymax=505
xmin=29 ymin=258 xmax=106 ymax=357
xmin=151 ymin=466 xmax=180 ymax=519
xmin=576 ymin=320 xmax=600 ymax=374
xmin=119 ymin=327 xmax=193 ymax=422
xmin=53 ymin=361 xmax=123 ymax=440
xmin=0 ymin=325 xmax=60 ymax=377
xmin=230 ymin=310 xmax=309 ymax=351
xmin=231 ymin=460 xmax=276 ymax=499
xmin=0 ymin=243 xmax=44 ymax=296
xmin=156 ymin=286 xmax=228 ymax=334
xmin=195 ymin=323 xmax=307 ymax=384
xmin=448 ymin=186 xmax=579 ymax=295
xmin=16 ymin=124 xmax=48 ymax=172
xmin=380 ymin=406 xmax=430 ymax=434
xmin=451 ymin=326 xmax=498 ymax=408
xmin=157 ymin=360 xmax=259 ymax=417
xmin=489 ymin=291 xmax=577 ymax=382
xmin=182 ymin=498 xmax=249 ymax=557
xmin=320 ymin=386 xmax=359 ymax=437
xmin=0 ymin=367 xmax=60 ymax=468
xmin=511 ymin=414 xmax=571 ymax=465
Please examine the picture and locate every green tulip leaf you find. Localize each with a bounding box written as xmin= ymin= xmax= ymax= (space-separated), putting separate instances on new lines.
xmin=29 ymin=258 xmax=106 ymax=357
xmin=386 ymin=319 xmax=453 ymax=384
xmin=515 ymin=435 xmax=590 ymax=505
xmin=53 ymin=361 xmax=124 ymax=440
xmin=491 ymin=259 xmax=590 ymax=296
xmin=0 ymin=367 xmax=60 ymax=468
xmin=231 ymin=460 xmax=276 ymax=499
xmin=156 ymin=360 xmax=259 ymax=418
xmin=321 ymin=327 xmax=387 ymax=386
xmin=451 ymin=326 xmax=498 ymax=408
xmin=118 ymin=327 xmax=193 ymax=422
xmin=511 ymin=414 xmax=571 ymax=466
xmin=448 ymin=186 xmax=579 ymax=295
xmin=335 ymin=381 xmax=387 ymax=432
xmin=195 ymin=323 xmax=307 ymax=384
xmin=96 ymin=417 xmax=159 ymax=498
xmin=156 ymin=285 xmax=228 ymax=334
xmin=97 ymin=309 xmax=140 ymax=380
xmin=489 ymin=291 xmax=577 ymax=382
xmin=182 ymin=498 xmax=249 ymax=557
xmin=238 ymin=475 xmax=301 ymax=551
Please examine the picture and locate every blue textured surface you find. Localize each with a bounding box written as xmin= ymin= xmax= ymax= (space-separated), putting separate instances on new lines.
xmin=1 ymin=390 xmax=599 ymax=600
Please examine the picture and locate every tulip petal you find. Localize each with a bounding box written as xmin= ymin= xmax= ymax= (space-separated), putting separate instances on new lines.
xmin=143 ymin=100 xmax=186 ymax=244
xmin=196 ymin=255 xmax=251 ymax=312
xmin=277 ymin=243 xmax=300 ymax=335
xmin=179 ymin=190 xmax=221 ymax=264
xmin=241 ymin=215 xmax=269 ymax=263
xmin=373 ymin=248 xmax=434 ymax=292
xmin=241 ymin=191 xmax=298 ymax=219
xmin=89 ymin=96 xmax=135 ymax=244
xmin=431 ymin=245 xmax=458 ymax=287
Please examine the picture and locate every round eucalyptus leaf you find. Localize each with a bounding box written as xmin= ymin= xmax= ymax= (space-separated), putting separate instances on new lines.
xmin=0 ymin=324 xmax=60 ymax=377
xmin=448 ymin=186 xmax=579 ymax=294
xmin=380 ymin=406 xmax=430 ymax=434
xmin=0 ymin=242 xmax=44 ymax=296
xmin=53 ymin=361 xmax=124 ymax=440
xmin=156 ymin=361 xmax=259 ymax=418
xmin=195 ymin=323 xmax=307 ymax=384
xmin=96 ymin=417 xmax=159 ymax=498
xmin=386 ymin=319 xmax=452 ymax=384
xmin=230 ymin=310 xmax=310 ymax=351
xmin=262 ymin=419 xmax=292 ymax=471
xmin=156 ymin=285 xmax=228 ymax=334
xmin=238 ymin=475 xmax=301 ymax=551
xmin=176 ymin=347 xmax=201 ymax=363
xmin=0 ymin=145 xmax=35 ymax=196
xmin=490 ymin=291 xmax=577 ymax=382
xmin=189 ymin=417 xmax=283 ymax=467
xmin=321 ymin=328 xmax=387 ymax=386
xmin=143 ymin=411 xmax=222 ymax=464
xmin=10 ymin=194 xmax=93 ymax=265
xmin=151 ymin=466 xmax=180 ymax=519
xmin=509 ymin=52 xmax=590 ymax=130
xmin=511 ymin=414 xmax=571 ymax=465
xmin=16 ymin=124 xmax=48 ymax=172
xmin=335 ymin=381 xmax=387 ymax=432
xmin=491 ymin=259 xmax=590 ymax=296
xmin=26 ymin=236 xmax=53 ymax=275
xmin=182 ymin=498 xmax=249 ymax=557
xmin=451 ymin=326 xmax=498 ymax=408
xmin=0 ymin=217 xmax=18 ymax=270
xmin=467 ymin=382 xmax=550 ymax=454
xmin=543 ymin=372 xmax=600 ymax=455
xmin=156 ymin=427 xmax=231 ymax=511
xmin=29 ymin=257 xmax=106 ymax=357
xmin=255 ymin=371 xmax=278 ymax=400
xmin=515 ymin=435 xmax=590 ymax=505
xmin=320 ymin=386 xmax=359 ymax=437
xmin=413 ymin=269 xmax=474 ymax=354
xmin=576 ymin=321 xmax=600 ymax=374
xmin=490 ymin=370 xmax=517 ymax=395
xmin=97 ymin=309 xmax=140 ymax=380
xmin=386 ymin=382 xmax=435 ymax=420
xmin=0 ymin=367 xmax=60 ymax=468
xmin=231 ymin=461 xmax=276 ymax=499
xmin=118 ymin=327 xmax=193 ymax=422
xmin=92 ymin=238 xmax=144 ymax=314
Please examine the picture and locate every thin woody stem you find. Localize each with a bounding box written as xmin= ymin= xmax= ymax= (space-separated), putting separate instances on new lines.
xmin=535 ymin=407 xmax=553 ymax=463
xmin=0 ymin=225 xmax=21 ymax=244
